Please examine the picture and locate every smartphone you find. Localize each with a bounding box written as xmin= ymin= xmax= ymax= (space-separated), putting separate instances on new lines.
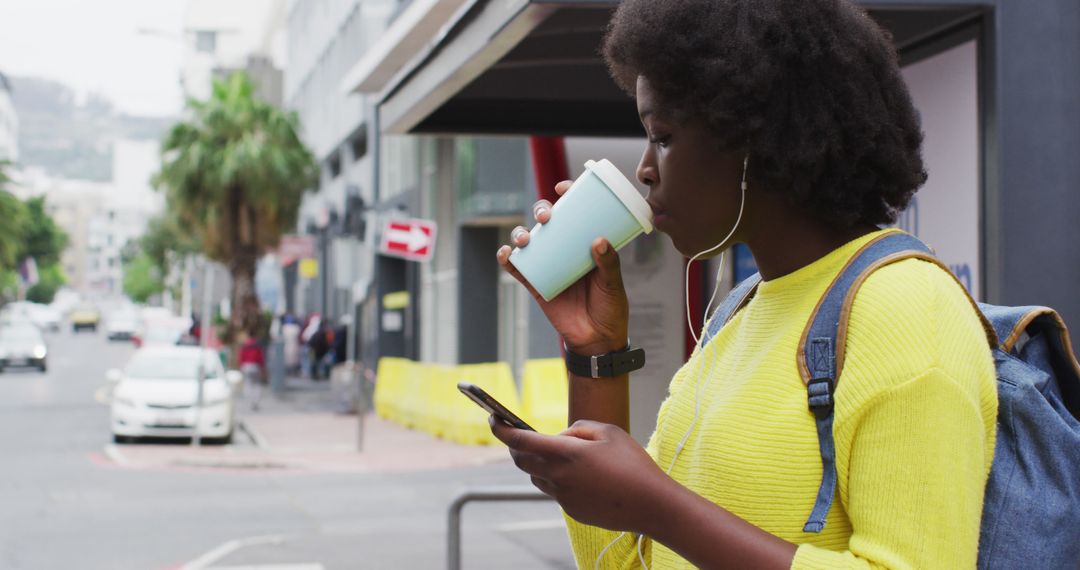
xmin=457 ymin=382 xmax=536 ymax=431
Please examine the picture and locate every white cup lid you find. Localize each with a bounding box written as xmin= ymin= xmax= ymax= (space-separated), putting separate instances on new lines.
xmin=584 ymin=159 xmax=654 ymax=234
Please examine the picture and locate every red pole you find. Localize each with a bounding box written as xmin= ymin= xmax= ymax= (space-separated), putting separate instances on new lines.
xmin=529 ymin=136 xmax=570 ymax=355
xmin=528 ymin=136 xmax=569 ymax=204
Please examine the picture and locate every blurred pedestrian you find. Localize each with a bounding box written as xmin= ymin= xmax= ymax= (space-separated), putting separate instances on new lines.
xmin=238 ymin=332 xmax=267 ymax=410
xmin=300 ymin=312 xmax=321 ymax=379
xmin=282 ymin=313 xmax=301 ymax=375
xmin=332 ymin=319 xmax=348 ymax=365
xmin=309 ymin=321 xmax=332 ymax=380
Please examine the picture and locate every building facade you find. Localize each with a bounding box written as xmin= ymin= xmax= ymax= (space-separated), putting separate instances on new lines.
xmin=284 ymin=0 xmax=395 ymax=330
xmin=0 ymin=72 xmax=17 ymax=163
xmin=182 ymin=0 xmax=288 ymax=104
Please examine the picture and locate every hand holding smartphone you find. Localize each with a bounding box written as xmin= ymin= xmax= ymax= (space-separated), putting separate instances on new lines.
xmin=457 ymin=382 xmax=535 ymax=431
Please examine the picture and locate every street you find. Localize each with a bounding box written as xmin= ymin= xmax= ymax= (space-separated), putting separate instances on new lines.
xmin=0 ymin=329 xmax=574 ymax=569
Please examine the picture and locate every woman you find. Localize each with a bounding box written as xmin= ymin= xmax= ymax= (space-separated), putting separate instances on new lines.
xmin=493 ymin=1 xmax=997 ymax=568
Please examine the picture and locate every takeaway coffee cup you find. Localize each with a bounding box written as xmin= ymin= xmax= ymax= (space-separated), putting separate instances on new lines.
xmin=508 ymin=159 xmax=654 ymax=301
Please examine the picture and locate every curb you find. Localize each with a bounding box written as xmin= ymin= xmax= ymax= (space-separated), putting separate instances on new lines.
xmin=169 ymin=456 xmax=297 ymax=470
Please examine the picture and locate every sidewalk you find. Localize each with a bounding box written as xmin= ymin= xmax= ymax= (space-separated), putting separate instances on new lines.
xmin=107 ymin=374 xmax=511 ymax=474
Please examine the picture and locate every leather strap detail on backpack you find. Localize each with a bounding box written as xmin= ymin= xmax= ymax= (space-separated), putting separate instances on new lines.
xmin=797 ymin=251 xmax=999 ymax=387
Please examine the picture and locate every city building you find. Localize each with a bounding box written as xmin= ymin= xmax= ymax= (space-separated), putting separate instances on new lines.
xmin=182 ymin=0 xmax=288 ymax=104
xmin=288 ymin=0 xmax=559 ymax=380
xmin=0 ymin=71 xmax=17 ymax=162
xmin=11 ymin=140 xmax=163 ymax=297
xmin=83 ymin=140 xmax=163 ymax=297
xmin=8 ymin=169 xmax=107 ymax=295
xmin=284 ymin=0 xmax=396 ymax=343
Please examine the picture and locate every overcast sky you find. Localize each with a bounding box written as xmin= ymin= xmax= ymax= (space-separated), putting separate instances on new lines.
xmin=0 ymin=0 xmax=186 ymax=117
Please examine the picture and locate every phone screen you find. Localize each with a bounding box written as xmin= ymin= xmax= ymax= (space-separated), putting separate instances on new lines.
xmin=457 ymin=382 xmax=536 ymax=431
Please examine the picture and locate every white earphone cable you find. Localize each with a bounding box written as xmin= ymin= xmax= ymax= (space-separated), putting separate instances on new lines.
xmin=685 ymin=154 xmax=749 ymax=347
xmin=595 ymin=155 xmax=749 ymax=570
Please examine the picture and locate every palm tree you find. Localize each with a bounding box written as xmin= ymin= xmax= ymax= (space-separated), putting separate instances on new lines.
xmin=156 ymin=73 xmax=317 ymax=340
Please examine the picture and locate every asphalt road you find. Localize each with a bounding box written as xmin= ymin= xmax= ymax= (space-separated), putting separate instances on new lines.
xmin=0 ymin=326 xmax=574 ymax=569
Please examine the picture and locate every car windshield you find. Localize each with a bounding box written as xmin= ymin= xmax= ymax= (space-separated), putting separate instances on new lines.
xmin=144 ymin=328 xmax=182 ymax=344
xmin=0 ymin=326 xmax=42 ymax=343
xmin=124 ymin=353 xmax=219 ymax=381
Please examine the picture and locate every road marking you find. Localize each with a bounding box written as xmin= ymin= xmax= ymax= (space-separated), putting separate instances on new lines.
xmin=103 ymin=444 xmax=130 ymax=466
xmin=210 ymin=566 xmax=324 ymax=570
xmin=180 ymin=534 xmax=291 ymax=570
xmin=497 ymin=518 xmax=567 ymax=532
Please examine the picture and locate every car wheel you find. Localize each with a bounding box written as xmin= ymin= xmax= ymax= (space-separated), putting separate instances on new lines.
xmin=112 ymin=434 xmax=128 ymax=444
xmin=208 ymin=431 xmax=233 ymax=445
xmin=38 ymin=363 xmax=47 ymax=373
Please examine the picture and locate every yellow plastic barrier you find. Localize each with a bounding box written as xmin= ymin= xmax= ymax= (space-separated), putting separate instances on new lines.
xmin=373 ymin=357 xmax=413 ymax=423
xmin=452 ymin=362 xmax=520 ymax=445
xmin=377 ymin=357 xmax=573 ymax=446
xmin=398 ymin=361 xmax=430 ymax=430
xmin=422 ymin=362 xmax=459 ymax=438
xmin=520 ymin=358 xmax=569 ymax=434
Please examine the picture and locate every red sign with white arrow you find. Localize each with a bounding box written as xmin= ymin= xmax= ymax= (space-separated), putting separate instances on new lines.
xmin=380 ymin=218 xmax=437 ymax=262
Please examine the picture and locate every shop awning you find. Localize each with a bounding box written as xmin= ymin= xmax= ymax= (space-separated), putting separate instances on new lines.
xmin=357 ymin=0 xmax=984 ymax=137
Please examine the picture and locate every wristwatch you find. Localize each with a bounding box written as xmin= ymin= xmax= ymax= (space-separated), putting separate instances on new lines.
xmin=563 ymin=341 xmax=646 ymax=378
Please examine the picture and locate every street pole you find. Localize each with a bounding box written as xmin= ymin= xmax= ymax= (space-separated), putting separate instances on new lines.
xmin=191 ymin=261 xmax=214 ymax=447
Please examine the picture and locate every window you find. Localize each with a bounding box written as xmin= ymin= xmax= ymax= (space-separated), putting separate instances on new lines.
xmin=350 ymin=132 xmax=367 ymax=162
xmin=195 ymin=30 xmax=217 ymax=54
xmin=327 ymin=154 xmax=342 ymax=179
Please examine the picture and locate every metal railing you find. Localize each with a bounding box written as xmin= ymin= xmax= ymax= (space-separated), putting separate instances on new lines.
xmin=447 ymin=486 xmax=555 ymax=570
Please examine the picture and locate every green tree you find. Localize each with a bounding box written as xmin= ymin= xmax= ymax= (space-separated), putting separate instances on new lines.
xmin=0 ymin=161 xmax=28 ymax=271
xmin=139 ymin=213 xmax=200 ymax=284
xmin=156 ymin=73 xmax=317 ymax=339
xmin=26 ymin=264 xmax=66 ymax=304
xmin=122 ymin=253 xmax=164 ymax=304
xmin=18 ymin=196 xmax=68 ymax=266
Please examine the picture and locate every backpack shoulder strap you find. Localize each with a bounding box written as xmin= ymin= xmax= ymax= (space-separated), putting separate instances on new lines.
xmin=700 ymin=272 xmax=763 ymax=348
xmin=799 ymin=230 xmax=996 ymax=533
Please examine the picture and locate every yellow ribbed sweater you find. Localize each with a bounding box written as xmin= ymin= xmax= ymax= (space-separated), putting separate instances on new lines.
xmin=565 ymin=229 xmax=998 ymax=569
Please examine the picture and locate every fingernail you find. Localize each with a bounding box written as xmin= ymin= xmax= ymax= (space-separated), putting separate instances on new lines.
xmin=534 ymin=205 xmax=547 ymax=218
xmin=598 ymin=241 xmax=609 ymax=255
xmin=512 ymin=228 xmax=525 ymax=241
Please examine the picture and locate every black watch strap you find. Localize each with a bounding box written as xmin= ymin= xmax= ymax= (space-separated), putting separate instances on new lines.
xmin=564 ymin=342 xmax=646 ymax=378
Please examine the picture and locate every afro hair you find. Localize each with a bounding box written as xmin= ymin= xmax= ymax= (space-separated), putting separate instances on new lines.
xmin=603 ymin=0 xmax=927 ymax=229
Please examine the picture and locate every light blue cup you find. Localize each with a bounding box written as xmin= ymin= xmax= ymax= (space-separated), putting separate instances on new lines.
xmin=509 ymin=159 xmax=654 ymax=301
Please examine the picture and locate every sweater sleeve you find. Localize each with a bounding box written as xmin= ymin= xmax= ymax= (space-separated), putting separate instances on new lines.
xmin=791 ymin=367 xmax=991 ymax=569
xmin=562 ymin=416 xmax=664 ymax=569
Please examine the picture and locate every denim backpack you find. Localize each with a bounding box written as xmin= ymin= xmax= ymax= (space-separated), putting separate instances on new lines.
xmin=702 ymin=231 xmax=1080 ymax=569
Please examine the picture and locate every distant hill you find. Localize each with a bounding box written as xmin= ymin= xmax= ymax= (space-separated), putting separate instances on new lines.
xmin=9 ymin=76 xmax=175 ymax=181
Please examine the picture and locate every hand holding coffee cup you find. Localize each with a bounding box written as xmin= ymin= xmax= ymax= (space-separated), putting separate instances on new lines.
xmin=496 ymin=160 xmax=654 ymax=355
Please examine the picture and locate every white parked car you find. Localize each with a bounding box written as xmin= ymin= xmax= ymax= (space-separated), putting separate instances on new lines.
xmin=103 ymin=310 xmax=140 ymax=341
xmin=28 ymin=303 xmax=62 ymax=332
xmin=108 ymin=346 xmax=242 ymax=444
xmin=0 ymin=324 xmax=48 ymax=373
